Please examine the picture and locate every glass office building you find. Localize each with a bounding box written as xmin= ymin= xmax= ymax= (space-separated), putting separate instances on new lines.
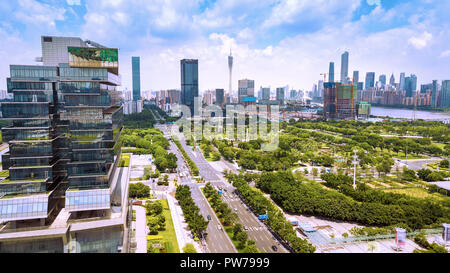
xmin=0 ymin=36 xmax=123 ymax=224
xmin=180 ymin=59 xmax=199 ymax=114
xmin=132 ymin=57 xmax=141 ymax=101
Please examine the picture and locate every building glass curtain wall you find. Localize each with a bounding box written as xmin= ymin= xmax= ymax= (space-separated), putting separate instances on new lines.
xmin=132 ymin=57 xmax=141 ymax=101
xmin=329 ymin=62 xmax=334 ymax=82
xmin=0 ymin=36 xmax=123 ymax=224
xmin=340 ymin=52 xmax=349 ymax=83
xmin=181 ymin=59 xmax=199 ymax=114
xmin=365 ymin=72 xmax=375 ymax=89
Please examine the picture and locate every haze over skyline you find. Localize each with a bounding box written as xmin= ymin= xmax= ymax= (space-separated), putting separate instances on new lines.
xmin=1 ymin=0 xmax=450 ymax=92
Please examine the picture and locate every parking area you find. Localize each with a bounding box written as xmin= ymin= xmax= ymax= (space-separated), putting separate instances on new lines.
xmin=285 ymin=213 xmax=428 ymax=253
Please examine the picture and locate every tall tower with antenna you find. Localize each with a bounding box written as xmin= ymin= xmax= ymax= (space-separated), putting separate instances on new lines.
xmin=228 ymin=49 xmax=233 ymax=96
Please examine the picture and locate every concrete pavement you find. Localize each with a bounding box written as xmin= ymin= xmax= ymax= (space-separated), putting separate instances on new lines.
xmin=133 ymin=205 xmax=148 ymax=253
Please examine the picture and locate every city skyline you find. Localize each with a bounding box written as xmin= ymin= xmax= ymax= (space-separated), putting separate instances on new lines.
xmin=1 ymin=1 xmax=450 ymax=93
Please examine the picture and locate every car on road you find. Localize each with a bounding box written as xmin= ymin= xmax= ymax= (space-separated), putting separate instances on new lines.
xmin=234 ymin=208 xmax=238 ymax=212
xmin=243 ymin=226 xmax=248 ymax=231
xmin=207 ymin=215 xmax=211 ymax=221
xmin=217 ymin=225 xmax=222 ymax=230
xmin=272 ymin=245 xmax=278 ymax=252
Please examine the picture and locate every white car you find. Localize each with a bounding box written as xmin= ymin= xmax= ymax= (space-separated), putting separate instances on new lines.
xmin=217 ymin=225 xmax=222 ymax=230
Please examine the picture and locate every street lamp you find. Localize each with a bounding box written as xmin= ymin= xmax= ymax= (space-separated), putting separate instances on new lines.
xmin=353 ymin=149 xmax=358 ymax=190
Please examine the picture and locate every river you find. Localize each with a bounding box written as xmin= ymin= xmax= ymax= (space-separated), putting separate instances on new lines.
xmin=371 ymin=106 xmax=450 ymax=121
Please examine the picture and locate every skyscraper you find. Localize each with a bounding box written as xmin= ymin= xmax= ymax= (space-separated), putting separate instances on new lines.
xmin=410 ymin=74 xmax=417 ymax=92
xmin=399 ymin=72 xmax=406 ymax=91
xmin=0 ymin=36 xmax=125 ymax=252
xmin=340 ymin=51 xmax=349 ymax=83
xmin=276 ymin=87 xmax=285 ymax=104
xmin=431 ymin=80 xmax=439 ymax=107
xmin=365 ymin=72 xmax=375 ymax=90
xmin=329 ymin=62 xmax=335 ymax=82
xmin=132 ymin=56 xmax=141 ymax=101
xmin=215 ymin=88 xmax=224 ymax=107
xmin=353 ymin=71 xmax=359 ymax=84
xmin=440 ymin=80 xmax=450 ymax=108
xmin=379 ymin=75 xmax=386 ymax=87
xmin=238 ymin=79 xmax=255 ymax=104
xmin=181 ymin=59 xmax=199 ymax=114
xmin=405 ymin=76 xmax=413 ymax=97
xmin=228 ymin=49 xmax=233 ymax=95
xmin=261 ymin=87 xmax=270 ymax=101
xmin=389 ymin=74 xmax=395 ymax=86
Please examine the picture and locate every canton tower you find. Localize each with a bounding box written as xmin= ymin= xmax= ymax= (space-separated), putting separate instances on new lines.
xmin=228 ymin=49 xmax=233 ymax=96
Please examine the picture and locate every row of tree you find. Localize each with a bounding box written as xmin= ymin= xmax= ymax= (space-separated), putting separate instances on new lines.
xmin=256 ymin=171 xmax=449 ymax=230
xmin=225 ymin=171 xmax=316 ymax=253
xmin=175 ymin=185 xmax=208 ymax=238
xmin=173 ymin=137 xmax=199 ymax=176
xmin=202 ymin=183 xmax=258 ymax=252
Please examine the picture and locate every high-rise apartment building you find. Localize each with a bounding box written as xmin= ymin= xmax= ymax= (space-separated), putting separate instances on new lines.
xmin=0 ymin=36 xmax=126 ymax=253
xmin=340 ymin=52 xmax=349 ymax=83
xmin=181 ymin=59 xmax=199 ymax=114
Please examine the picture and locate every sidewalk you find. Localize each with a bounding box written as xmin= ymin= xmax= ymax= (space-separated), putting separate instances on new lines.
xmin=133 ymin=205 xmax=148 ymax=253
xmin=165 ymin=192 xmax=202 ymax=253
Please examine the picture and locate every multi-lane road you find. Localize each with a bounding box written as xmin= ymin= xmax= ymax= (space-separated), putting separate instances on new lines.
xmin=169 ymin=126 xmax=288 ymax=253
xmin=156 ymin=124 xmax=236 ymax=253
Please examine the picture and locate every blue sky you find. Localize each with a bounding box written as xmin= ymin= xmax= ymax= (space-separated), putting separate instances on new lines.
xmin=1 ymin=0 xmax=450 ymax=92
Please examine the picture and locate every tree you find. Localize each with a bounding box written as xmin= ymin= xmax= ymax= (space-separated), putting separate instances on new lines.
xmin=440 ymin=159 xmax=449 ymax=169
xmin=401 ymin=167 xmax=417 ymax=181
xmin=146 ymin=200 xmax=163 ymax=216
xmin=158 ymin=215 xmax=166 ymax=230
xmin=233 ymin=223 xmax=243 ymax=237
xmin=312 ymin=168 xmax=318 ymax=179
xmin=236 ymin=231 xmax=248 ymax=249
xmin=242 ymin=244 xmax=259 ymax=253
xmin=182 ymin=243 xmax=197 ymax=253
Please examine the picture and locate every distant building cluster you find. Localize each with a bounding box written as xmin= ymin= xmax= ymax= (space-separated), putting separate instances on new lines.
xmin=323 ymin=51 xmax=450 ymax=120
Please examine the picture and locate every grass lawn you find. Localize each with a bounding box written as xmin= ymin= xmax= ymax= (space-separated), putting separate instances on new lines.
xmin=224 ymin=226 xmax=245 ymax=253
xmin=383 ymin=187 xmax=448 ymax=202
xmin=147 ymin=199 xmax=180 ymax=253
xmin=393 ymin=152 xmax=429 ymax=160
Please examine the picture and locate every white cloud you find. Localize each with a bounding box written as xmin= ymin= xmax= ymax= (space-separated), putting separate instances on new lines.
xmin=14 ymin=0 xmax=66 ymax=28
xmin=366 ymin=0 xmax=380 ymax=6
xmin=440 ymin=50 xmax=450 ymax=58
xmin=66 ymin=0 xmax=81 ymax=5
xmin=408 ymin=31 xmax=433 ymax=49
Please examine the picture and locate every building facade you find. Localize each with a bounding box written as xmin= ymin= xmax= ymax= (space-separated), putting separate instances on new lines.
xmin=0 ymin=36 xmax=128 ymax=253
xmin=132 ymin=57 xmax=141 ymax=101
xmin=340 ymin=52 xmax=349 ymax=83
xmin=180 ymin=59 xmax=199 ymax=115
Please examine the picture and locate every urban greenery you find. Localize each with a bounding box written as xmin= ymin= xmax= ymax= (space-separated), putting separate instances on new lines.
xmin=175 ymin=185 xmax=208 ymax=238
